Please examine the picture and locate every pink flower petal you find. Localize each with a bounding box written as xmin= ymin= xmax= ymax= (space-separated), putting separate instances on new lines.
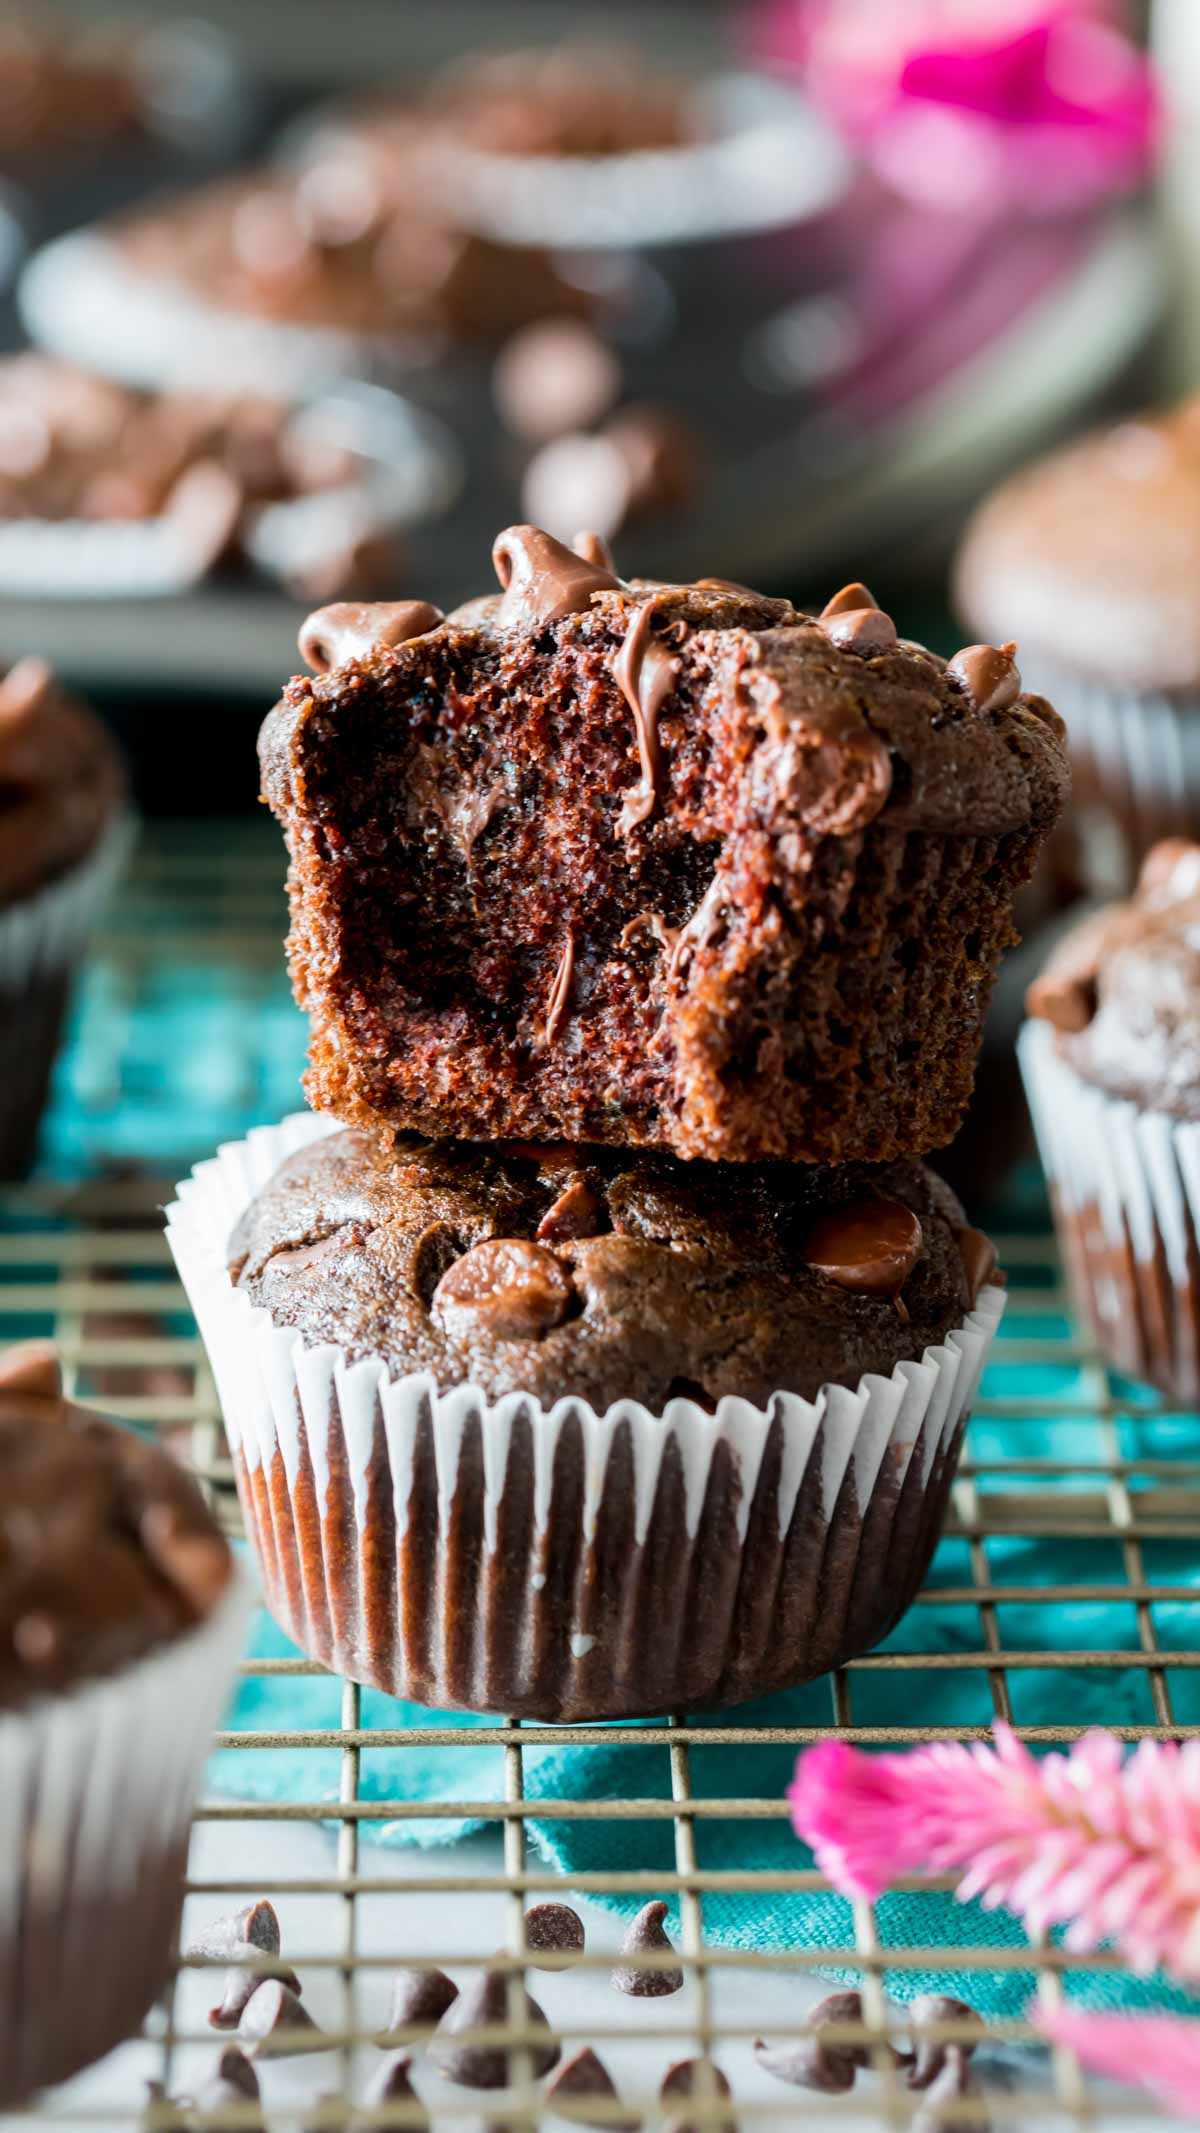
xmin=1034 ymin=2004 xmax=1200 ymax=2119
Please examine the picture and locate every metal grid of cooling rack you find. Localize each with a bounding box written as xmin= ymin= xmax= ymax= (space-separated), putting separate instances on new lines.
xmin=3 ymin=825 xmax=1198 ymax=2127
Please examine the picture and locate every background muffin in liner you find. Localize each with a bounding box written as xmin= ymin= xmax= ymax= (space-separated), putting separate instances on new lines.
xmin=167 ymin=1114 xmax=1005 ymax=1724
xmin=1019 ymin=838 xmax=1200 ymax=1403
xmin=955 ymin=396 xmax=1200 ymax=895
xmin=0 ymin=1348 xmax=250 ymax=2105
xmin=0 ymin=662 xmax=132 ymax=1176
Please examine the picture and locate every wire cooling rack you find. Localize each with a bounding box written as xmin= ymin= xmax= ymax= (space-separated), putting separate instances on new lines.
xmin=3 ymin=822 xmax=1198 ymax=2128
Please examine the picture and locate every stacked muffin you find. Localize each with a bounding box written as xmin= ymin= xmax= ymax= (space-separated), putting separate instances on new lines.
xmin=171 ymin=525 xmax=1068 ymax=1720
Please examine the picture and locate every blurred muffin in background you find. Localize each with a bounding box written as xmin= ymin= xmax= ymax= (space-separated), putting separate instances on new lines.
xmin=420 ymin=42 xmax=697 ymax=159
xmin=0 ymin=658 xmax=129 ymax=1175
xmin=956 ymin=397 xmax=1200 ymax=895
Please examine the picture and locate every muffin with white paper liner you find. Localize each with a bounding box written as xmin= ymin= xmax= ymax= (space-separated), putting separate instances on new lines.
xmin=0 ymin=1342 xmax=249 ymax=2106
xmin=1021 ymin=837 xmax=1200 ymax=1402
xmin=0 ymin=657 xmax=131 ymax=1176
xmin=956 ymin=395 xmax=1200 ymax=895
xmin=167 ymin=1113 xmax=1004 ymax=1723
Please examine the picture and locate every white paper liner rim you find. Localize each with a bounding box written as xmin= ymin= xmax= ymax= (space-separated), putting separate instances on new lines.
xmin=167 ymin=1113 xmax=1005 ymax=1546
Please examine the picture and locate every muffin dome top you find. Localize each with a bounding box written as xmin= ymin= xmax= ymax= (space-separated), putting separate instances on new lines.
xmin=229 ymin=1127 xmax=995 ymax=1413
xmin=1027 ymin=838 xmax=1200 ymax=1118
xmin=956 ymin=399 xmax=1200 ymax=695
xmin=0 ymin=1344 xmax=232 ymax=1711
xmin=0 ymin=654 xmax=124 ymax=908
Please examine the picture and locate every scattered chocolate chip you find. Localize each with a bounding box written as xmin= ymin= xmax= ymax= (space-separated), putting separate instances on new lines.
xmin=237 ymin=1978 xmax=327 ymax=2057
xmin=286 ymin=527 xmax=405 ymax=608
xmin=945 ymin=642 xmax=1021 ymax=716
xmin=429 ymin=1969 xmax=559 ymax=2087
xmin=186 ymin=1899 xmax=281 ymax=1962
xmin=354 ymin=2051 xmax=428 ymax=2129
xmin=604 ymin=405 xmax=701 ymax=520
xmin=192 ymin=2045 xmax=261 ymax=2107
xmin=165 ymin=459 xmax=244 ymax=577
xmin=523 ymin=1901 xmax=586 ymax=1970
xmin=545 ymin=2046 xmax=639 ymax=2130
xmin=659 ymin=2057 xmax=736 ymax=2133
xmin=800 ymin=1197 xmax=923 ymax=1300
xmin=752 ymin=2035 xmax=854 ymax=2093
xmin=494 ymin=319 xmax=622 ymax=444
xmin=431 ymin=1238 xmax=575 ymax=1342
xmin=911 ymin=2047 xmax=990 ymax=2132
xmin=209 ymin=1951 xmax=303 ymax=2029
xmin=535 ymin=1181 xmax=605 ymax=1245
xmin=0 ymin=1340 xmax=62 ymax=1399
xmin=806 ymin=1990 xmax=875 ymax=2058
xmin=816 ymin=603 xmax=898 ymax=655
xmin=384 ymin=1964 xmax=459 ymax=2037
xmin=0 ymin=655 xmax=54 ymax=730
xmin=299 ymin=598 xmax=445 ymax=674
xmin=906 ymin=1996 xmax=981 ymax=2090
xmin=610 ymin=1901 xmax=683 ymax=1997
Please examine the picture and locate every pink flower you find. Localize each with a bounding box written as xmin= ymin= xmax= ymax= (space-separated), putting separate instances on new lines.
xmin=789 ymin=1727 xmax=1200 ymax=1980
xmin=1034 ymin=2003 xmax=1200 ymax=2119
xmin=758 ymin=1 xmax=1159 ymax=212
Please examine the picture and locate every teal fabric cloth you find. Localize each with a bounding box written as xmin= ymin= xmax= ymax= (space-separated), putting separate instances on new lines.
xmin=213 ymin=1297 xmax=1200 ymax=2021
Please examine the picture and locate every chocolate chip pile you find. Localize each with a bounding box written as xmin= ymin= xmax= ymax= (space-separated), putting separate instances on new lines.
xmin=161 ymin=1899 xmax=993 ymax=2128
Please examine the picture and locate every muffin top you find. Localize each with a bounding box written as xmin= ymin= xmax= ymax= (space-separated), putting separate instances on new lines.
xmin=1027 ymin=838 xmax=1200 ymax=1118
xmin=0 ymin=655 xmax=124 ymax=908
xmin=0 ymin=1344 xmax=232 ymax=1712
xmin=955 ymin=399 xmax=1200 ymax=694
xmin=229 ymin=1128 xmax=996 ymax=1412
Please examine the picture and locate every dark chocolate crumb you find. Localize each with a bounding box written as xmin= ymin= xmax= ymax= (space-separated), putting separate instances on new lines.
xmin=610 ymin=1901 xmax=683 ymax=1997
xmin=523 ymin=1901 xmax=586 ymax=1970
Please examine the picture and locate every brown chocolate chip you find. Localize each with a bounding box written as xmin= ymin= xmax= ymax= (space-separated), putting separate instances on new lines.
xmin=429 ymin=1969 xmax=559 ymax=2087
xmin=753 ymin=2036 xmax=855 ymax=2093
xmin=431 ymin=1238 xmax=575 ymax=1342
xmin=820 ymin=581 xmax=880 ymax=620
xmin=0 ymin=655 xmax=54 ymax=729
xmin=494 ymin=319 xmax=622 ymax=444
xmin=186 ymin=1900 xmax=282 ymax=1962
xmin=384 ymin=1964 xmax=459 ymax=2037
xmin=911 ymin=2047 xmax=990 ymax=2132
xmin=192 ymin=2045 xmax=261 ymax=2109
xmin=659 ymin=2058 xmax=735 ymax=2133
xmin=1139 ymin=837 xmax=1200 ymax=908
xmin=545 ymin=2045 xmax=639 ymax=2130
xmin=906 ymin=1995 xmax=981 ymax=2090
xmin=354 ymin=2051 xmax=428 ymax=2129
xmin=209 ymin=1951 xmax=303 ymax=2029
xmin=0 ymin=1340 xmax=62 ymax=1400
xmin=958 ymin=1227 xmax=1000 ymax=1308
xmin=523 ymin=1901 xmax=585 ymax=1969
xmin=573 ymin=530 xmax=617 ymax=572
xmin=610 ymin=1901 xmax=683 ymax=1997
xmin=800 ymin=1197 xmax=923 ymax=1300
xmin=816 ymin=603 xmax=897 ymax=655
xmin=493 ymin=522 xmax=622 ymax=633
xmin=298 ymin=598 xmax=445 ymax=674
xmin=536 ymin=1180 xmax=606 ymax=1244
xmin=237 ymin=1979 xmax=327 ymax=2057
xmin=946 ymin=641 xmax=1021 ymax=716
xmin=165 ymin=460 xmax=244 ymax=576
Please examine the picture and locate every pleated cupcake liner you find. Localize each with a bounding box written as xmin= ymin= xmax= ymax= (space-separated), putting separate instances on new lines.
xmin=167 ymin=1113 xmax=1004 ymax=1723
xmin=1015 ymin=652 xmax=1200 ymax=893
xmin=0 ymin=812 xmax=134 ymax=1176
xmin=1020 ymin=1019 xmax=1200 ymax=1402
xmin=0 ymin=1565 xmax=251 ymax=2105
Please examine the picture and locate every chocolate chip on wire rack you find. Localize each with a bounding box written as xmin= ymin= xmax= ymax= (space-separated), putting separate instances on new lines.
xmin=659 ymin=2056 xmax=736 ymax=2133
xmin=523 ymin=1901 xmax=585 ymax=1969
xmin=754 ymin=1988 xmax=891 ymax=2092
xmin=543 ymin=2045 xmax=640 ymax=2130
xmin=353 ymin=2051 xmax=429 ymax=2130
xmin=906 ymin=1994 xmax=983 ymax=2089
xmin=911 ymin=2046 xmax=991 ymax=2133
xmin=429 ymin=1967 xmax=559 ymax=2087
xmin=209 ymin=1952 xmax=302 ymax=2029
xmin=185 ymin=1898 xmax=282 ymax=1961
xmin=237 ymin=1978 xmax=327 ymax=2057
xmin=383 ymin=1963 xmax=460 ymax=2037
xmin=610 ymin=1901 xmax=683 ymax=1997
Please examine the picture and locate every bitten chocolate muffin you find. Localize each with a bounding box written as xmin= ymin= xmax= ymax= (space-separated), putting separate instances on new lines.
xmin=180 ymin=1117 xmax=1003 ymax=1720
xmin=955 ymin=397 xmax=1200 ymax=890
xmin=260 ymin=526 xmax=1069 ymax=1166
xmin=0 ymin=657 xmax=126 ymax=1175
xmin=1020 ymin=839 xmax=1200 ymax=1400
xmin=0 ymin=1342 xmax=242 ymax=2106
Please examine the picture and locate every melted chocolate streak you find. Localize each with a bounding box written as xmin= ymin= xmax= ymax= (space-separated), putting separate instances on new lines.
xmin=614 ymin=597 xmax=684 ymax=835
xmin=543 ymin=930 xmax=575 ymax=1045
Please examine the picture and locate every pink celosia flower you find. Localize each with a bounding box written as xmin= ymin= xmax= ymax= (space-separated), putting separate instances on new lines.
xmin=1034 ymin=2003 xmax=1200 ymax=2119
xmin=789 ymin=1726 xmax=1200 ymax=1979
xmin=758 ymin=1 xmax=1158 ymax=212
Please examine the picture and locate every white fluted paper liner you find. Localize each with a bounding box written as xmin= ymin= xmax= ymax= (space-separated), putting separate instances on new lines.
xmin=1015 ymin=650 xmax=1200 ymax=893
xmin=0 ymin=1562 xmax=251 ymax=2104
xmin=1020 ymin=1018 xmax=1200 ymax=1399
xmin=167 ymin=1114 xmax=1004 ymax=1720
xmin=0 ymin=810 xmax=134 ymax=995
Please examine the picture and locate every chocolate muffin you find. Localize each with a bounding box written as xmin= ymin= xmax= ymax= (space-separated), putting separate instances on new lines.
xmin=0 ymin=1341 xmax=245 ymax=2106
xmin=261 ymin=526 xmax=1069 ymax=1167
xmin=169 ymin=1117 xmax=1004 ymax=1721
xmin=955 ymin=397 xmax=1200 ymax=891
xmin=1020 ymin=838 xmax=1200 ymax=1400
xmin=0 ymin=657 xmax=127 ymax=1175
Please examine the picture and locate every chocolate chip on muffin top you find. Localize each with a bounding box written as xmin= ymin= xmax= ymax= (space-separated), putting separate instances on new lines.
xmin=1027 ymin=837 xmax=1200 ymax=1119
xmin=229 ymin=1130 xmax=996 ymax=1411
